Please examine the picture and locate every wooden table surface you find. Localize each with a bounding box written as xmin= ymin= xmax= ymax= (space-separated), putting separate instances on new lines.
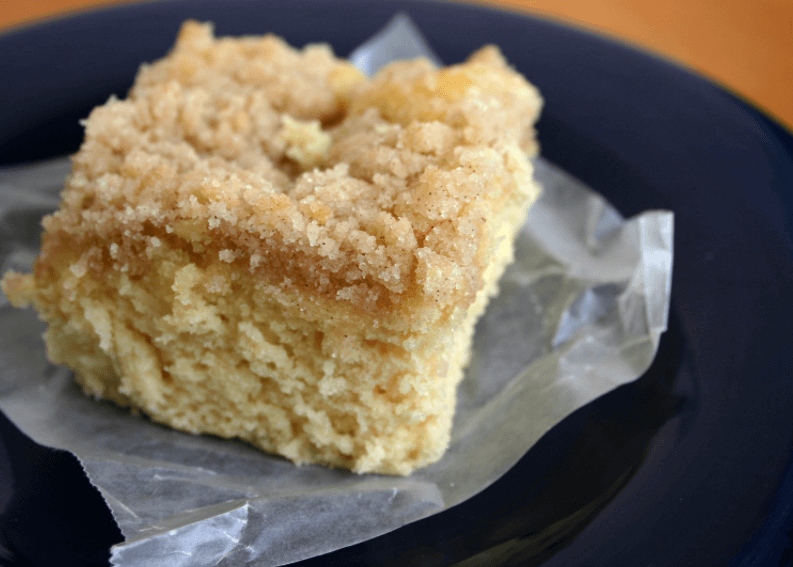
xmin=1 ymin=0 xmax=791 ymax=130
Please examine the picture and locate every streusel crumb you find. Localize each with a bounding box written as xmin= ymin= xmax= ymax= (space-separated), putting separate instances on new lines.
xmin=1 ymin=21 xmax=542 ymax=475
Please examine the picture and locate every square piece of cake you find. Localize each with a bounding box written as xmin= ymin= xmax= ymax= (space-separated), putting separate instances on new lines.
xmin=1 ymin=21 xmax=542 ymax=475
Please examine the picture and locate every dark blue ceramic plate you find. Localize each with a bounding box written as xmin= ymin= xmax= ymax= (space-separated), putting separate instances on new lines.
xmin=1 ymin=1 xmax=791 ymax=566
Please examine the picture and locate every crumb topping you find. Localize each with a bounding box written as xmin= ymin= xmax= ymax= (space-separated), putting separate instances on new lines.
xmin=39 ymin=20 xmax=542 ymax=316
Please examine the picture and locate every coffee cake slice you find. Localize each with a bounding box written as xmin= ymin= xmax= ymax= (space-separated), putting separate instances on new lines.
xmin=1 ymin=21 xmax=542 ymax=475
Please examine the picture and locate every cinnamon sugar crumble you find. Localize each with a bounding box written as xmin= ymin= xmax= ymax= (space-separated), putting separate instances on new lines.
xmin=2 ymin=21 xmax=542 ymax=475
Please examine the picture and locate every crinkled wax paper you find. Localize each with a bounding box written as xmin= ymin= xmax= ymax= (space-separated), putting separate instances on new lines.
xmin=0 ymin=14 xmax=673 ymax=567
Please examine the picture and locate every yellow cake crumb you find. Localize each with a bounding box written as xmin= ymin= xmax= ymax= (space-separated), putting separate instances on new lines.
xmin=1 ymin=21 xmax=543 ymax=475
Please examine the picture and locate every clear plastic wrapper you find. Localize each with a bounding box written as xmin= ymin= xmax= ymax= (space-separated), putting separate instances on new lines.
xmin=0 ymin=15 xmax=672 ymax=567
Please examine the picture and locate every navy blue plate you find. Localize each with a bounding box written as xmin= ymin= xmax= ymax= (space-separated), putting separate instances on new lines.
xmin=1 ymin=1 xmax=792 ymax=566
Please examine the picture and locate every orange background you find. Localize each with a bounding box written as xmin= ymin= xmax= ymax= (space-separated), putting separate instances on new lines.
xmin=1 ymin=0 xmax=791 ymax=130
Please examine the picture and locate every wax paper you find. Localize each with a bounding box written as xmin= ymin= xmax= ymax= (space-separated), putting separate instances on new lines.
xmin=0 ymin=14 xmax=673 ymax=567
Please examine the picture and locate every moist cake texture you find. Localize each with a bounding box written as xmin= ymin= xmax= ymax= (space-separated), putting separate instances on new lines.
xmin=1 ymin=21 xmax=542 ymax=475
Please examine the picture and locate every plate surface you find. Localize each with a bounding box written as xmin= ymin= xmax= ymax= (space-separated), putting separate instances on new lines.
xmin=1 ymin=1 xmax=792 ymax=566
